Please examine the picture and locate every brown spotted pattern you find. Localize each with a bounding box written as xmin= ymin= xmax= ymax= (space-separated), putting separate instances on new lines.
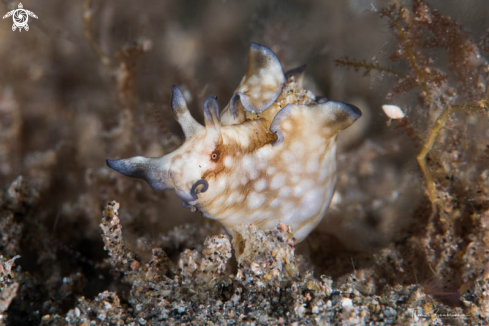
xmin=198 ymin=78 xmax=339 ymax=242
xmin=107 ymin=44 xmax=361 ymax=243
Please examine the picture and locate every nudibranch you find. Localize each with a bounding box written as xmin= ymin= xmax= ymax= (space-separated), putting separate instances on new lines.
xmin=107 ymin=43 xmax=361 ymax=242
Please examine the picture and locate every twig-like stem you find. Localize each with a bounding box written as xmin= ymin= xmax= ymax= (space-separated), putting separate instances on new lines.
xmin=417 ymin=100 xmax=488 ymax=207
xmin=381 ymin=7 xmax=431 ymax=93
xmin=334 ymin=59 xmax=407 ymax=78
xmin=416 ymin=107 xmax=450 ymax=206
xmin=83 ymin=0 xmax=112 ymax=69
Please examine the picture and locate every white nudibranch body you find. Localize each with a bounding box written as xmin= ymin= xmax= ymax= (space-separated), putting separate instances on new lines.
xmin=106 ymin=43 xmax=362 ymax=242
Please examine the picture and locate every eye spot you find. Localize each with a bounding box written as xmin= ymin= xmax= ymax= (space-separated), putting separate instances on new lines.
xmin=211 ymin=151 xmax=220 ymax=162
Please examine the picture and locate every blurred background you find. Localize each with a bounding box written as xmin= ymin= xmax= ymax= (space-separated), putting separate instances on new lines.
xmin=0 ymin=0 xmax=488 ymax=321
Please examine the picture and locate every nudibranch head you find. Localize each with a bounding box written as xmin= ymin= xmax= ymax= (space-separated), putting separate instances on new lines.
xmin=107 ymin=43 xmax=361 ymax=242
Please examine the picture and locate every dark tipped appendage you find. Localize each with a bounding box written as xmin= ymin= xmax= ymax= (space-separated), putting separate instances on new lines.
xmin=203 ymin=96 xmax=221 ymax=129
xmin=106 ymin=158 xmax=145 ymax=179
xmin=323 ymin=100 xmax=362 ymax=132
xmin=190 ymin=179 xmax=209 ymax=200
xmin=204 ymin=96 xmax=220 ymax=120
xmin=171 ymin=85 xmax=186 ymax=112
xmin=229 ymin=93 xmax=241 ymax=119
xmin=106 ymin=158 xmax=116 ymax=169
xmin=230 ymin=43 xmax=285 ymax=114
xmin=106 ymin=156 xmax=171 ymax=191
xmin=317 ymin=96 xmax=328 ymax=104
xmin=285 ymin=64 xmax=306 ymax=77
xmin=270 ymin=104 xmax=293 ymax=147
xmin=249 ymin=42 xmax=282 ymax=66
xmin=171 ymin=85 xmax=204 ymax=138
xmin=285 ymin=65 xmax=306 ymax=85
xmin=335 ymin=101 xmax=362 ymax=121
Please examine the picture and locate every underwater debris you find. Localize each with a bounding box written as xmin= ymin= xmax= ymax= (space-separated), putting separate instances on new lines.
xmin=338 ymin=0 xmax=489 ymax=207
xmin=233 ymin=223 xmax=299 ymax=282
xmin=51 ymin=202 xmax=470 ymax=325
xmin=100 ymin=201 xmax=136 ymax=275
xmin=0 ymin=212 xmax=22 ymax=259
xmin=382 ymin=104 xmax=405 ymax=120
xmin=336 ymin=0 xmax=489 ymax=323
xmin=0 ymin=255 xmax=20 ymax=314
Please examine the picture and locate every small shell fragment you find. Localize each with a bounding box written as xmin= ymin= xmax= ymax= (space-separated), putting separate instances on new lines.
xmin=382 ymin=104 xmax=405 ymax=120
